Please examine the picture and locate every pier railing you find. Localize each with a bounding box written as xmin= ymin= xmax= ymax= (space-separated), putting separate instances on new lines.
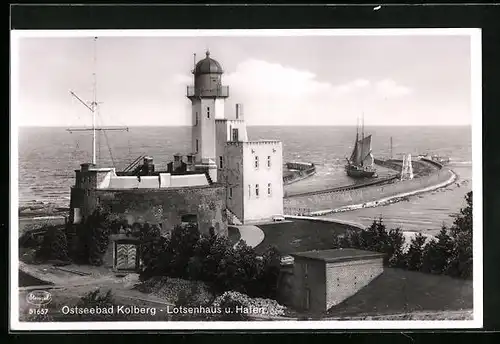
xmin=284 ymin=207 xmax=314 ymax=216
xmin=186 ymin=86 xmax=229 ymax=98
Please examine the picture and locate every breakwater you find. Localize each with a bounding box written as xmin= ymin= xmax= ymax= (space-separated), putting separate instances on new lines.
xmin=284 ymin=167 xmax=456 ymax=215
xmin=285 ymin=174 xmax=399 ymax=198
xmin=283 ymin=161 xmax=317 ymax=185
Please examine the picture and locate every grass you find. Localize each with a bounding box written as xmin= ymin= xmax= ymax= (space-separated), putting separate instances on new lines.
xmin=255 ymin=219 xmax=353 ymax=255
xmin=327 ymin=267 xmax=473 ymax=317
xmin=228 ymin=226 xmax=241 ymax=246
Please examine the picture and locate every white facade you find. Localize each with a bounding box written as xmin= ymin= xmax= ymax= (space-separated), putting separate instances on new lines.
xmin=241 ymin=140 xmax=284 ymax=222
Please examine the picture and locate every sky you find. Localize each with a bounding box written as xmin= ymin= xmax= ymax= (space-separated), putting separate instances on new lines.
xmin=15 ymin=32 xmax=473 ymax=127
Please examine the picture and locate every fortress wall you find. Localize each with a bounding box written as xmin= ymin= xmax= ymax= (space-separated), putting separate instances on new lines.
xmin=284 ymin=169 xmax=453 ymax=212
xmin=95 ymin=185 xmax=228 ymax=237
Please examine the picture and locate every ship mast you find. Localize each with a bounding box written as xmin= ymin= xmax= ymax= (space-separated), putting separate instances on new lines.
xmin=361 ymin=111 xmax=365 ymax=141
xmin=67 ymin=36 xmax=129 ymax=166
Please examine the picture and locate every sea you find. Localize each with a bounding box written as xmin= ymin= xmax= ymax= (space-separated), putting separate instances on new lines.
xmin=18 ymin=126 xmax=473 ymax=235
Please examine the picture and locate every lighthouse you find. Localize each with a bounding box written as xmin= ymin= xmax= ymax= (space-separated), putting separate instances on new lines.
xmin=187 ymin=50 xmax=229 ymax=182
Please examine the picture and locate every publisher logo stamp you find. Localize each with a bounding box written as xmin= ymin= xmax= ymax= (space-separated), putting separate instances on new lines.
xmin=26 ymin=290 xmax=52 ymax=306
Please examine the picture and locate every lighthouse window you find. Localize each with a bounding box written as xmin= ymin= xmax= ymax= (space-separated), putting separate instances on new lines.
xmin=255 ymin=184 xmax=260 ymax=197
xmin=196 ymin=139 xmax=199 ymax=153
xmin=267 ymin=156 xmax=271 ymax=168
xmin=207 ymin=107 xmax=210 ymax=118
xmin=267 ymin=183 xmax=272 ymax=196
xmin=195 ymin=112 xmax=199 ymax=126
xmin=254 ymin=156 xmax=259 ymax=169
xmin=229 ymin=187 xmax=233 ymax=199
xmin=219 ymin=156 xmax=223 ymax=169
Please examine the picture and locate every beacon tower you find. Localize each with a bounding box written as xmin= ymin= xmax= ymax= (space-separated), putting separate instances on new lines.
xmin=187 ymin=51 xmax=229 ymax=183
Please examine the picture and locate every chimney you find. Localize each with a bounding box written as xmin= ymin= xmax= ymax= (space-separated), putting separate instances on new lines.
xmin=143 ymin=156 xmax=154 ymax=175
xmin=173 ymin=153 xmax=182 ymax=171
xmin=235 ymin=103 xmax=243 ymax=120
xmin=186 ymin=153 xmax=195 ymax=171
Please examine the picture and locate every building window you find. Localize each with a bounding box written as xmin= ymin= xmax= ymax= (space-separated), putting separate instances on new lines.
xmin=196 ymin=139 xmax=199 ymax=153
xmin=195 ymin=111 xmax=199 ymax=126
xmin=267 ymin=156 xmax=271 ymax=168
xmin=267 ymin=183 xmax=272 ymax=196
xmin=229 ymin=187 xmax=233 ymax=199
xmin=255 ymin=184 xmax=259 ymax=197
xmin=207 ymin=107 xmax=210 ymax=118
xmin=219 ymin=156 xmax=223 ymax=169
xmin=254 ymin=156 xmax=259 ymax=169
xmin=232 ymin=128 xmax=239 ymax=142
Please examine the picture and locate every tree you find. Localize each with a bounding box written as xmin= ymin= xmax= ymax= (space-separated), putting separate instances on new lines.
xmin=168 ymin=223 xmax=201 ymax=278
xmin=254 ymin=245 xmax=282 ymax=299
xmin=386 ymin=227 xmax=406 ymax=268
xmin=404 ymin=233 xmax=427 ymax=271
xmin=421 ymin=226 xmax=454 ymax=274
xmin=35 ymin=225 xmax=70 ymax=262
xmin=446 ymin=191 xmax=473 ymax=279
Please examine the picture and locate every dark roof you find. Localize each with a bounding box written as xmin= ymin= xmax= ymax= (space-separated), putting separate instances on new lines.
xmin=194 ymin=51 xmax=223 ymax=75
xmin=290 ymin=248 xmax=385 ymax=263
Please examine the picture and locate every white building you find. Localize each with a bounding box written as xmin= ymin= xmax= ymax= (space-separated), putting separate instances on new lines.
xmin=187 ymin=51 xmax=284 ymax=224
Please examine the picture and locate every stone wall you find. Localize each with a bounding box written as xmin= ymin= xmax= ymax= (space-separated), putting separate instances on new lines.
xmin=284 ymin=168 xmax=453 ymax=212
xmin=325 ymin=258 xmax=384 ymax=310
xmin=95 ymin=185 xmax=228 ymax=237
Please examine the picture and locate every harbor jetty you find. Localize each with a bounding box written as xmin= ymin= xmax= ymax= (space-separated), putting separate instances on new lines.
xmin=284 ymin=157 xmax=457 ymax=216
xmin=283 ymin=161 xmax=317 ymax=185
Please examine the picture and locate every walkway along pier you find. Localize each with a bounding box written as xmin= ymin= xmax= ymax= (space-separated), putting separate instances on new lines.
xmin=284 ymin=158 xmax=457 ymax=216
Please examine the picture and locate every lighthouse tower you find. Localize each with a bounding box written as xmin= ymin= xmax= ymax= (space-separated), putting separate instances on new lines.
xmin=187 ymin=51 xmax=229 ymax=183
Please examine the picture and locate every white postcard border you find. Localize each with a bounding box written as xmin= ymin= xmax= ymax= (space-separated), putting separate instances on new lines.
xmin=10 ymin=28 xmax=483 ymax=331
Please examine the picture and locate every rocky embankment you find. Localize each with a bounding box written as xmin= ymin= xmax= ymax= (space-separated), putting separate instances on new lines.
xmin=19 ymin=201 xmax=68 ymax=218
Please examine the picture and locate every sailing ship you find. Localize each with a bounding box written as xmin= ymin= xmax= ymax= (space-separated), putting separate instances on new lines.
xmin=345 ymin=116 xmax=377 ymax=178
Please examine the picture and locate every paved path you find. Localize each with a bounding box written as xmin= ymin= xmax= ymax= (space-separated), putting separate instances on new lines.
xmin=233 ymin=225 xmax=265 ymax=248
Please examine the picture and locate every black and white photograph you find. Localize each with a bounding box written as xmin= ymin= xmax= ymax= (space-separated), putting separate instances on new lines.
xmin=10 ymin=29 xmax=482 ymax=330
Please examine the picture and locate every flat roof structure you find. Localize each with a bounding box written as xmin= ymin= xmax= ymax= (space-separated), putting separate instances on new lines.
xmin=290 ymin=248 xmax=385 ymax=264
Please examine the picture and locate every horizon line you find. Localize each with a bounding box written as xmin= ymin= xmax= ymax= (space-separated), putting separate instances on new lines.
xmin=18 ymin=124 xmax=472 ymax=128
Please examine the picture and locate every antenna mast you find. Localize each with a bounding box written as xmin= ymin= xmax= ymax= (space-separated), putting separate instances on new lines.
xmin=67 ymin=36 xmax=129 ymax=167
xmin=92 ymin=36 xmax=97 ymax=165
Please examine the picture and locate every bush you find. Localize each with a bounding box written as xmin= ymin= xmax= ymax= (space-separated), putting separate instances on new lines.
xmin=19 ymin=231 xmax=41 ymax=249
xmin=216 ymin=295 xmax=250 ymax=321
xmin=139 ymin=224 xmax=283 ymax=300
xmin=35 ymin=225 xmax=70 ymax=262
xmin=76 ymin=289 xmax=115 ymax=321
xmin=72 ymin=207 xmax=112 ymax=266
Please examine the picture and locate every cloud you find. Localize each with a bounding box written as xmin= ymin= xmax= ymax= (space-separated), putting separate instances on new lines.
xmin=171 ymin=59 xmax=412 ymax=125
xmin=375 ymin=79 xmax=413 ymax=97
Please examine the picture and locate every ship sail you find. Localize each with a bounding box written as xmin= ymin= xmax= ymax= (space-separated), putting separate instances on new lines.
xmin=349 ymin=132 xmax=360 ymax=164
xmin=358 ymin=134 xmax=374 ymax=167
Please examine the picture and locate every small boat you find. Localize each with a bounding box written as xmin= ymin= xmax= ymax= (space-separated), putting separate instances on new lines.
xmin=345 ymin=117 xmax=377 ymax=179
